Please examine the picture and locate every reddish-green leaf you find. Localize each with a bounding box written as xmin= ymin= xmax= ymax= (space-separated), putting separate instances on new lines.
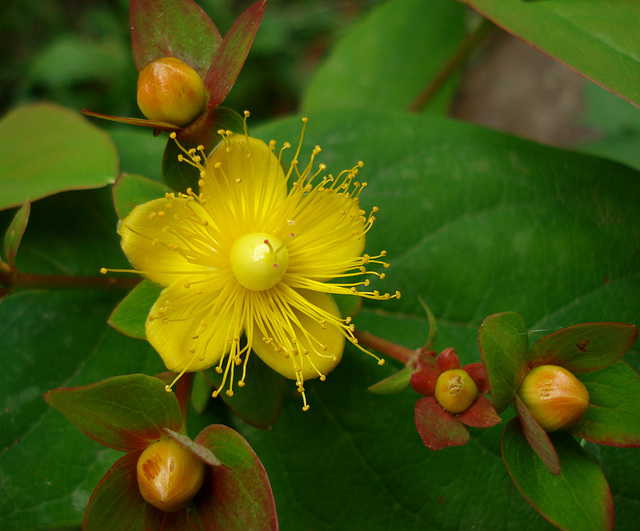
xmin=130 ymin=0 xmax=222 ymax=77
xmin=368 ymin=365 xmax=413 ymax=394
xmin=465 ymin=0 xmax=640 ymax=108
xmin=204 ymin=0 xmax=267 ymax=109
xmin=573 ymin=361 xmax=640 ymax=447
xmin=45 ymin=374 xmax=182 ymax=452
xmin=514 ymin=396 xmax=561 ymax=475
xmin=414 ymin=396 xmax=470 ymax=450
xmin=194 ymin=424 xmax=278 ymax=530
xmin=204 ymin=352 xmax=286 ymax=430
xmin=502 ymin=421 xmax=614 ymax=531
xmin=529 ymin=322 xmax=638 ymax=373
xmin=109 ymin=280 xmax=162 ymax=339
xmin=479 ymin=312 xmax=530 ymax=413
xmin=3 ymin=200 xmax=30 ymax=268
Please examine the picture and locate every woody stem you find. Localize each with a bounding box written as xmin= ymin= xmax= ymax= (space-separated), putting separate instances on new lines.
xmin=354 ymin=328 xmax=413 ymax=364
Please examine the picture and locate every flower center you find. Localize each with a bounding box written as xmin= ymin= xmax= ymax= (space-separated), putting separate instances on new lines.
xmin=230 ymin=232 xmax=289 ymax=291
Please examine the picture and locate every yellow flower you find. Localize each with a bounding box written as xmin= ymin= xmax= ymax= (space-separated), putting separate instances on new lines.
xmin=115 ymin=114 xmax=399 ymax=410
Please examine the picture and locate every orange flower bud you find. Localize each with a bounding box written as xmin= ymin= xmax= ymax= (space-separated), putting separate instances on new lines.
xmin=517 ymin=365 xmax=589 ymax=432
xmin=137 ymin=57 xmax=207 ymax=126
xmin=136 ymin=437 xmax=206 ymax=512
xmin=434 ymin=369 xmax=478 ymax=414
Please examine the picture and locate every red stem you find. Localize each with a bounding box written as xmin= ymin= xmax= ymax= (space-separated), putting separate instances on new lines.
xmin=355 ymin=329 xmax=414 ymax=365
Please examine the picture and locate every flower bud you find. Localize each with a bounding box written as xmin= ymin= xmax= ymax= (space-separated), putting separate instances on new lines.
xmin=137 ymin=57 xmax=207 ymax=126
xmin=137 ymin=437 xmax=205 ymax=512
xmin=517 ymin=365 xmax=589 ymax=432
xmin=434 ymin=369 xmax=478 ymax=414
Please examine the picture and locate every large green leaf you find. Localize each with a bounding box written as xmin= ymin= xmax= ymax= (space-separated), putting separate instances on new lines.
xmin=0 ymin=104 xmax=118 ymax=211
xmin=465 ymin=0 xmax=640 ymax=108
xmin=574 ymin=361 xmax=640 ymax=447
xmin=302 ymin=0 xmax=466 ymax=114
xmin=240 ymin=110 xmax=640 ymax=529
xmin=502 ymin=421 xmax=614 ymax=531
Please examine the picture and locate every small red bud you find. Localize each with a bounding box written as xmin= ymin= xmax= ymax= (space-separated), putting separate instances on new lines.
xmin=136 ymin=437 xmax=205 ymax=512
xmin=137 ymin=57 xmax=207 ymax=126
xmin=517 ymin=365 xmax=589 ymax=432
xmin=434 ymin=369 xmax=478 ymax=414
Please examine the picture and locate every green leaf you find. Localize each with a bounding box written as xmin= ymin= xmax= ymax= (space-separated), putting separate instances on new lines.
xmin=45 ymin=374 xmax=183 ymax=452
xmin=502 ymin=421 xmax=614 ymax=531
xmin=112 ymin=174 xmax=168 ymax=220
xmin=302 ymin=0 xmax=466 ymax=114
xmin=204 ymin=352 xmax=286 ymax=430
xmin=3 ymin=200 xmax=30 ymax=268
xmin=529 ymin=322 xmax=638 ymax=373
xmin=162 ymin=107 xmax=243 ymax=192
xmin=465 ymin=0 xmax=640 ymax=108
xmin=0 ymin=287 xmax=165 ymax=529
xmin=8 ymin=108 xmax=640 ymax=529
xmin=368 ymin=365 xmax=413 ymax=394
xmin=479 ymin=312 xmax=530 ymax=413
xmin=204 ymin=0 xmax=267 ymax=109
xmin=194 ymin=424 xmax=278 ymax=530
xmin=110 ymin=128 xmax=166 ymax=184
xmin=241 ymin=110 xmax=639 ymax=528
xmin=0 ymin=104 xmax=118 ymax=211
xmin=109 ymin=280 xmax=162 ymax=339
xmin=573 ymin=361 xmax=640 ymax=447
xmin=130 ymin=0 xmax=222 ymax=77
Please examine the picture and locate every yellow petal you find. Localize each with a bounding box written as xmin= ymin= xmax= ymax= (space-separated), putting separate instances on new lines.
xmin=250 ymin=289 xmax=344 ymax=381
xmin=146 ymin=279 xmax=240 ymax=373
xmin=120 ymin=196 xmax=217 ymax=286
xmin=202 ymin=135 xmax=287 ymax=233
xmin=286 ymin=190 xmax=366 ymax=276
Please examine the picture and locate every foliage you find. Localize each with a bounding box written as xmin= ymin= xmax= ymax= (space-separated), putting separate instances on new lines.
xmin=1 ymin=0 xmax=640 ymax=530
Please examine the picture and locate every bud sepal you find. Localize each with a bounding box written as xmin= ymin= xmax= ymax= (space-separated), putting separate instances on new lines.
xmin=46 ymin=373 xmax=277 ymax=530
xmin=411 ymin=348 xmax=501 ymax=451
